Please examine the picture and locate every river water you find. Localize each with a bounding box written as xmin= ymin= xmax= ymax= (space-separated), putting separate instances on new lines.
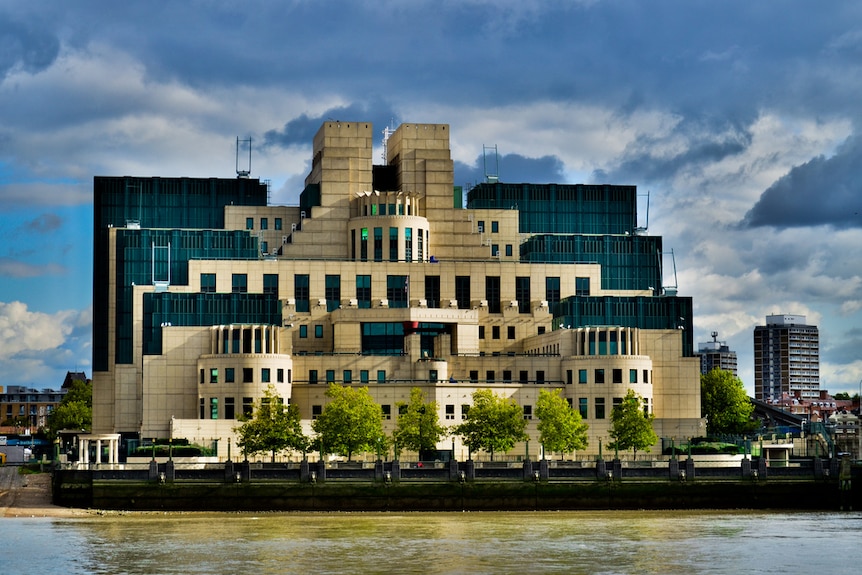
xmin=6 ymin=511 xmax=861 ymax=574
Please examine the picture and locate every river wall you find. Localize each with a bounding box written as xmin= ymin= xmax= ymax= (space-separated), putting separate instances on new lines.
xmin=52 ymin=458 xmax=860 ymax=512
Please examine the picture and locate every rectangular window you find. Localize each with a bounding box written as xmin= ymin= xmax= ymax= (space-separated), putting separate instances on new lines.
xmin=243 ymin=368 xmax=253 ymax=383
xmin=519 ymin=370 xmax=528 ymax=384
xmin=382 ymin=405 xmax=391 ymax=420
xmin=445 ymin=404 xmax=455 ymax=420
xmin=260 ymin=240 xmax=268 ymax=254
xmin=389 ymin=227 xmax=398 ymax=262
xmin=613 ymin=369 xmax=623 ymax=384
xmin=299 ymin=325 xmax=308 ymax=338
xmin=485 ymin=276 xmax=501 ymax=313
xmin=477 ymin=220 xmax=485 ymax=233
xmin=210 ymin=368 xmax=218 ymax=383
xmin=491 ymin=221 xmax=499 ymax=233
xmin=243 ymin=397 xmax=253 ymax=417
xmin=424 ymin=276 xmax=440 ymax=308
xmin=309 ymin=370 xmax=318 ymax=384
xmin=264 ymin=274 xmax=278 ymax=297
xmin=643 ymin=369 xmax=650 ymax=384
xmin=201 ymin=273 xmax=216 ymax=293
xmin=232 ymin=274 xmax=247 ymax=293
xmin=246 ymin=217 xmax=254 ymax=230
xmin=595 ymin=397 xmax=606 ymax=420
xmin=312 ymin=405 xmax=322 ymax=420
xmin=479 ymin=326 xmax=485 ymax=339
xmin=225 ymin=397 xmax=235 ymax=420
xmin=326 ymin=370 xmax=335 ymax=384
xmin=261 ymin=368 xmax=271 ymax=383
xmin=315 ymin=324 xmax=323 ymax=338
xmin=613 ymin=397 xmax=623 ymax=412
xmin=429 ymin=370 xmax=438 ymax=382
xmin=545 ymin=277 xmax=560 ymax=308
xmin=374 ymin=227 xmax=383 ymax=261
xmin=595 ymin=369 xmax=605 ymax=384
xmin=225 ymin=368 xmax=235 ymax=383
xmin=325 ymin=275 xmax=341 ymax=312
xmin=507 ymin=326 xmax=515 ymax=339
xmin=377 ymin=370 xmax=386 ymax=383
xmin=486 ymin=370 xmax=495 ymax=383
xmin=578 ymin=369 xmax=587 ymax=384
xmin=200 ymin=368 xmax=205 ymax=384
xmin=470 ymin=370 xmax=479 ymax=383
xmin=343 ymin=370 xmax=352 ymax=384
xmin=455 ymin=276 xmax=471 ymax=309
xmin=579 ymin=398 xmax=588 ymax=419
xmin=210 ymin=398 xmax=219 ymax=420
xmin=492 ymin=326 xmax=500 ymax=340
xmin=523 ymin=405 xmax=532 ymax=420
xmin=260 ymin=217 xmax=268 ymax=230
xmin=387 ymin=275 xmax=408 ymax=308
xmin=491 ymin=244 xmax=499 ymax=256
xmin=576 ymin=276 xmax=590 ymax=296
xmin=200 ymin=398 xmax=205 ymax=419
xmin=567 ymin=370 xmax=573 ymax=385
xmin=461 ymin=404 xmax=470 ymax=420
xmin=536 ymin=370 xmax=545 ymax=384
xmin=294 ymin=274 xmax=310 ymax=312
xmin=360 ymin=227 xmax=368 ymax=261
xmin=515 ymin=276 xmax=530 ymax=312
xmin=503 ymin=370 xmax=512 ymax=382
xmin=275 ymin=218 xmax=282 ymax=230
xmin=630 ymin=369 xmax=638 ymax=384
xmin=360 ymin=370 xmax=369 ymax=384
xmin=505 ymin=244 xmax=512 ymax=257
xmin=356 ymin=275 xmax=372 ymax=309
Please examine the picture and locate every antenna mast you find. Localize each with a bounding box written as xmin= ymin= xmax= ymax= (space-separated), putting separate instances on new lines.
xmin=236 ymin=137 xmax=252 ymax=178
xmin=483 ymin=145 xmax=499 ymax=183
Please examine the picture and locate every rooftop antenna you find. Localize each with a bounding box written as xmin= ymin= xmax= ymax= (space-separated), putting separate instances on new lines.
xmin=634 ymin=190 xmax=650 ymax=235
xmin=381 ymin=119 xmax=396 ymax=164
xmin=711 ymin=331 xmax=719 ymax=342
xmin=659 ymin=248 xmax=679 ymax=296
xmin=483 ymin=144 xmax=499 ymax=183
xmin=236 ymin=137 xmax=252 ymax=178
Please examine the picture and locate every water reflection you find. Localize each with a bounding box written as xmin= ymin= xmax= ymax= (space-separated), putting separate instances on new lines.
xmin=10 ymin=511 xmax=862 ymax=575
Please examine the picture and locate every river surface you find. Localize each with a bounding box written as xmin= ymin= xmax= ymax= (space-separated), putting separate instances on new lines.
xmin=5 ymin=510 xmax=861 ymax=574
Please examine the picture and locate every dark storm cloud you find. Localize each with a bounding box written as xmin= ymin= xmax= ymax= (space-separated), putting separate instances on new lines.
xmin=741 ymin=135 xmax=862 ymax=229
xmin=599 ymin=124 xmax=752 ymax=185
xmin=0 ymin=17 xmax=60 ymax=80
xmin=263 ymin=100 xmax=400 ymax=149
xmin=454 ymin=154 xmax=566 ymax=189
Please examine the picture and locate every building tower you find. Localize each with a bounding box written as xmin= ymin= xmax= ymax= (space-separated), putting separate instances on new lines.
xmin=696 ymin=331 xmax=738 ymax=376
xmin=753 ymin=314 xmax=819 ymax=402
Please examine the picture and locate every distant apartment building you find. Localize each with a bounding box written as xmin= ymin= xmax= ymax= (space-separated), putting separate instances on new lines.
xmin=754 ymin=314 xmax=819 ymax=402
xmin=90 ymin=120 xmax=703 ymax=460
xmin=0 ymin=371 xmax=86 ymax=433
xmin=695 ymin=331 xmax=737 ymax=376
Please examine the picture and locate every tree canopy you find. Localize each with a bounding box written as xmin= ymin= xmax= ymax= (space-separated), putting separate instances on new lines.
xmin=234 ymin=385 xmax=306 ymax=462
xmin=535 ymin=389 xmax=589 ymax=458
xmin=454 ymin=389 xmax=528 ymax=460
xmin=392 ymin=387 xmax=449 ymax=457
xmin=701 ymin=369 xmax=756 ymax=435
xmin=47 ymin=379 xmax=92 ymax=436
xmin=312 ymin=384 xmax=384 ymax=461
xmin=609 ymin=389 xmax=658 ymax=457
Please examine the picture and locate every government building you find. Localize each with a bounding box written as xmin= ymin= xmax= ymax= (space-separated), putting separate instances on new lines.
xmin=91 ymin=121 xmax=703 ymax=460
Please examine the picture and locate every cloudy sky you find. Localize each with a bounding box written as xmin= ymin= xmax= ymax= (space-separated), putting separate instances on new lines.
xmin=2 ymin=1 xmax=862 ymax=396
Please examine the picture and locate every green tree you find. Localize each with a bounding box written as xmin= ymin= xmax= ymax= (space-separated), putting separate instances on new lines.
xmin=393 ymin=387 xmax=449 ymax=457
xmin=535 ymin=389 xmax=589 ymax=458
xmin=312 ymin=384 xmax=384 ymax=461
xmin=234 ymin=385 xmax=307 ymax=462
xmin=609 ymin=389 xmax=658 ymax=458
xmin=47 ymin=379 xmax=92 ymax=436
xmin=454 ymin=389 xmax=528 ymax=460
xmin=701 ymin=369 xmax=756 ymax=435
